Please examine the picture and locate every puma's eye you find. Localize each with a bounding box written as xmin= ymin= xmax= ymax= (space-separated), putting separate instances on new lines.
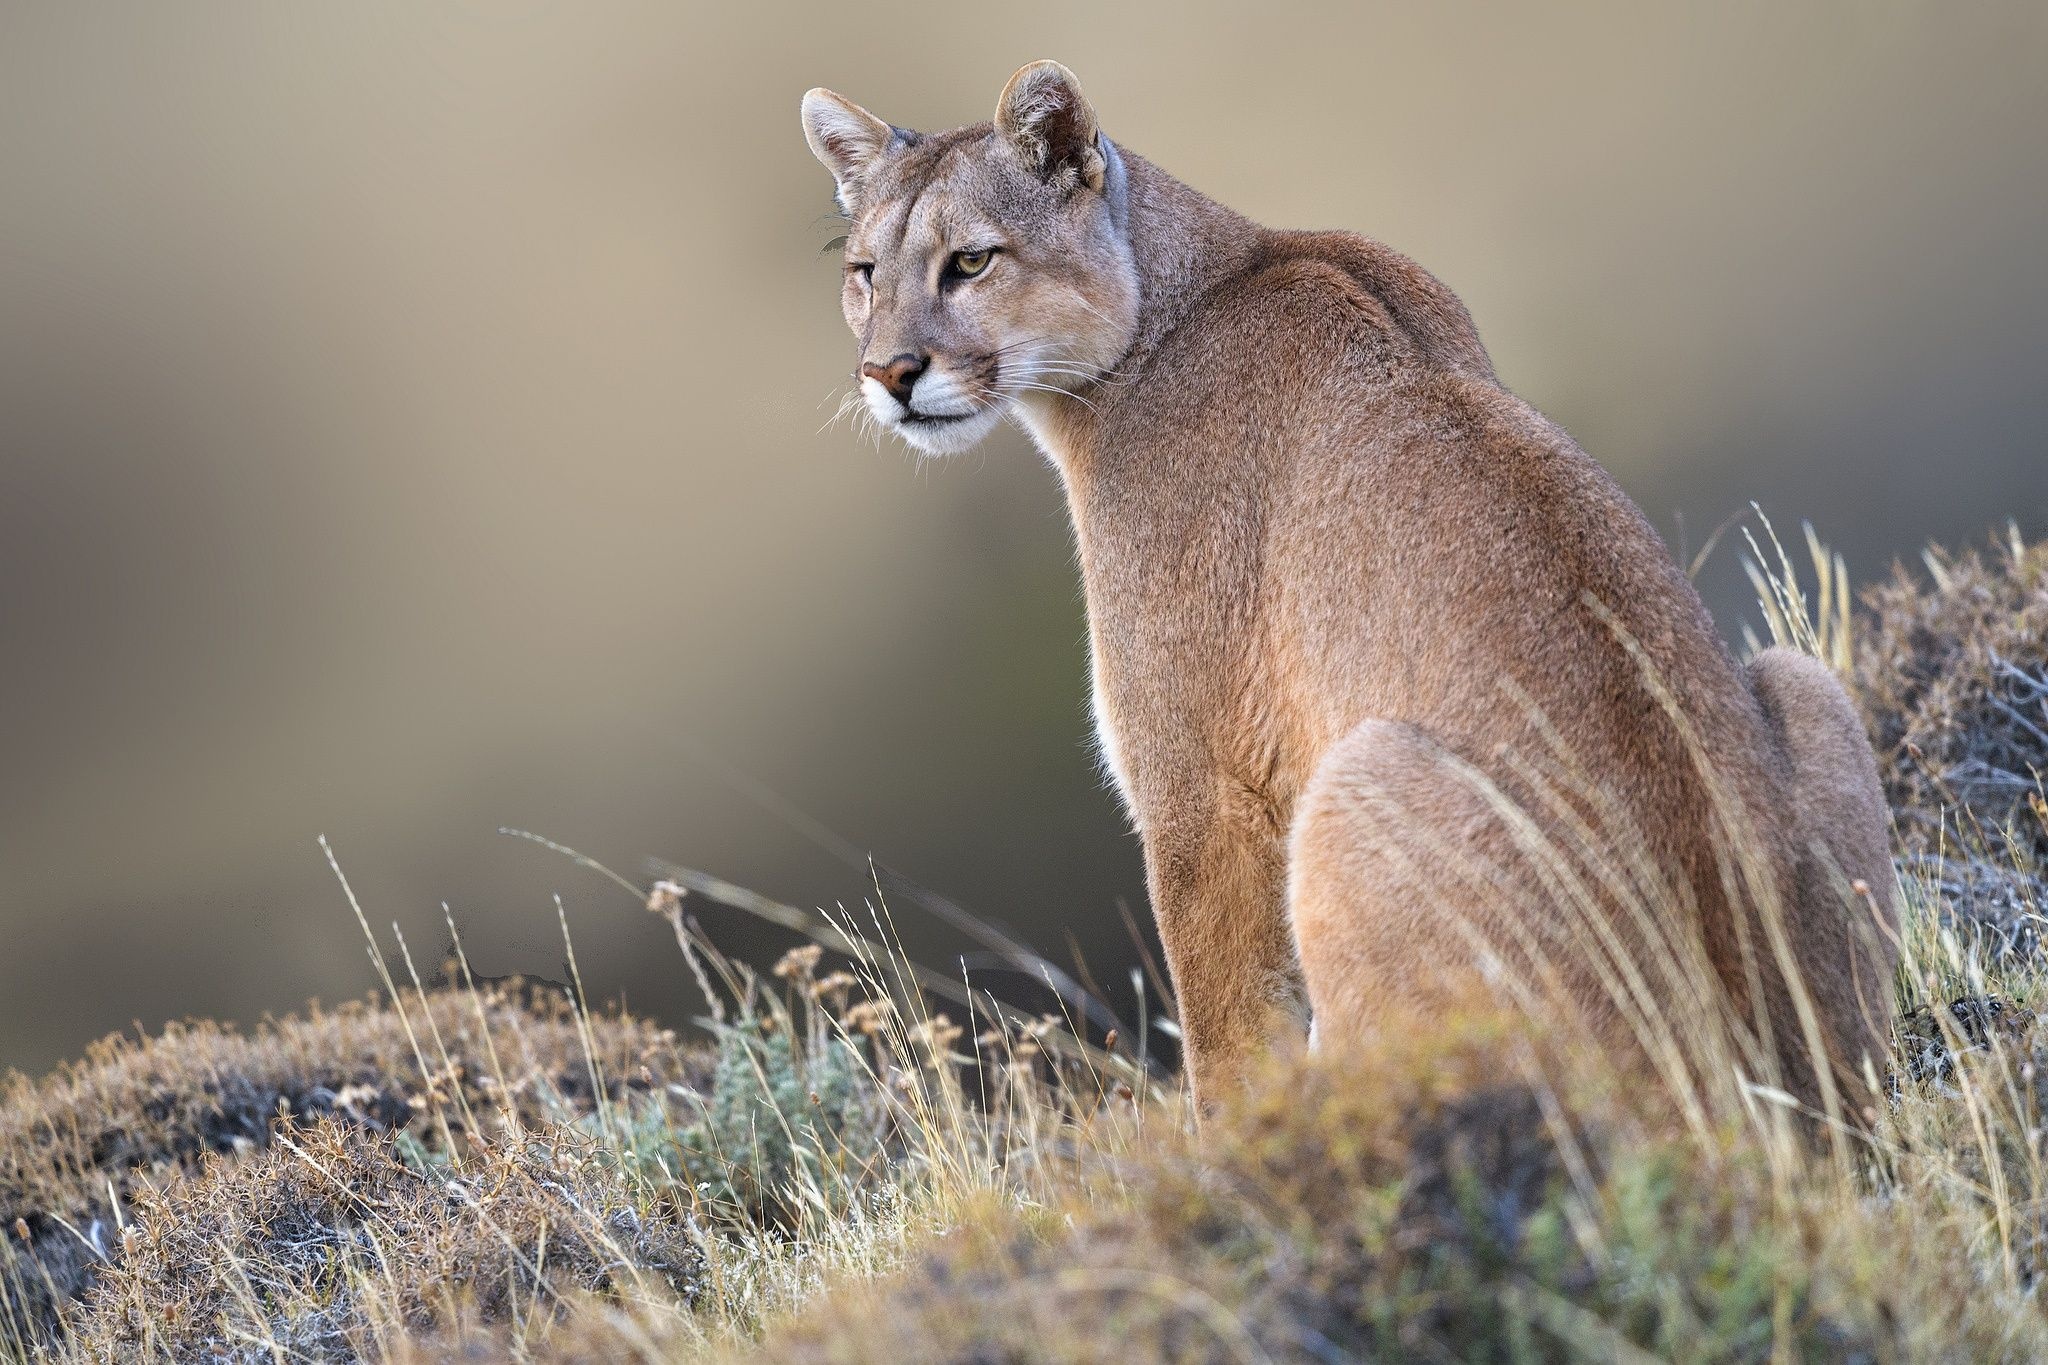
xmin=949 ymin=249 xmax=994 ymax=279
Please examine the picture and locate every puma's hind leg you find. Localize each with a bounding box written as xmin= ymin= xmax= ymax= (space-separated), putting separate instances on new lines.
xmin=1285 ymin=719 xmax=1579 ymax=1049
xmin=1744 ymin=646 xmax=1900 ymax=1110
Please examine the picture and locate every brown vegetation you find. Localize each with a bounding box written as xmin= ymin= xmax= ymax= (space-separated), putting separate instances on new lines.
xmin=759 ymin=1013 xmax=2048 ymax=1363
xmin=75 ymin=1119 xmax=700 ymax=1363
xmin=1854 ymin=525 xmax=2048 ymax=953
xmin=1 ymin=984 xmax=700 ymax=1347
xmin=1 ymin=525 xmax=2044 ymax=1362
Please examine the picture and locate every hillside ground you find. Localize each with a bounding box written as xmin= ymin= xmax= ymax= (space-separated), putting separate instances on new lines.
xmin=4 ymin=523 xmax=2044 ymax=1363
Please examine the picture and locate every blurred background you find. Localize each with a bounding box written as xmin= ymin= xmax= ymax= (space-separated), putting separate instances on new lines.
xmin=3 ymin=3 xmax=2043 ymax=1074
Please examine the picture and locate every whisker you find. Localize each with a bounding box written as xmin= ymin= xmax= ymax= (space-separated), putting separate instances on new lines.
xmin=987 ymin=335 xmax=1136 ymax=390
xmin=1008 ymin=379 xmax=1099 ymax=413
xmin=816 ymin=387 xmax=866 ymax=437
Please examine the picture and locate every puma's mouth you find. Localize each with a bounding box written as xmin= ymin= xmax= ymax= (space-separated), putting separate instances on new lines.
xmin=885 ymin=402 xmax=1003 ymax=456
xmin=859 ymin=373 xmax=1002 ymax=455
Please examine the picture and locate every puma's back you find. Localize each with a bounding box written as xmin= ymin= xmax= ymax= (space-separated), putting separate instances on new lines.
xmin=801 ymin=62 xmax=1899 ymax=1120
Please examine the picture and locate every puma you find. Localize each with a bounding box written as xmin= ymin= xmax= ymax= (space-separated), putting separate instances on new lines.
xmin=800 ymin=61 xmax=1897 ymax=1119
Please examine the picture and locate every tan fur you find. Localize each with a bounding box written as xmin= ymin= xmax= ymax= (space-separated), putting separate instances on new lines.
xmin=801 ymin=62 xmax=1899 ymax=1118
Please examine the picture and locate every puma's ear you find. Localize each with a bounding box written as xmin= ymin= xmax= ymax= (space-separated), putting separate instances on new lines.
xmin=995 ymin=60 xmax=1106 ymax=192
xmin=801 ymin=88 xmax=903 ymax=210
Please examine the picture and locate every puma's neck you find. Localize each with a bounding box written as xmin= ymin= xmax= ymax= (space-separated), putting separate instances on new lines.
xmin=1015 ymin=146 xmax=1258 ymax=475
xmin=1114 ymin=146 xmax=1262 ymax=367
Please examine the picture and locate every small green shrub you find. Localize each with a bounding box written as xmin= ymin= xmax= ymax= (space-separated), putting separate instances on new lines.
xmin=665 ymin=1018 xmax=885 ymax=1220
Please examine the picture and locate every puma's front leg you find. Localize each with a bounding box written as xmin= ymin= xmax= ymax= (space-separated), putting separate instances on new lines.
xmin=1141 ymin=782 xmax=1304 ymax=1117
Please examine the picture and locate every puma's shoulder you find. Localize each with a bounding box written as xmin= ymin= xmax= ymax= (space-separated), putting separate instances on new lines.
xmin=1222 ymin=230 xmax=1497 ymax=383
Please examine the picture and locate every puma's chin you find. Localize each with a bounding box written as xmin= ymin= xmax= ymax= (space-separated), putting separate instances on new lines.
xmin=889 ymin=404 xmax=1003 ymax=456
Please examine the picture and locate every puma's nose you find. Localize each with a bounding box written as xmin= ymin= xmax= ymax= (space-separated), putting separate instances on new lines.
xmin=861 ymin=352 xmax=929 ymax=405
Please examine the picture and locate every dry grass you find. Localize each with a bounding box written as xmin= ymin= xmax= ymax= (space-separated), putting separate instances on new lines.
xmin=3 ymin=521 xmax=2045 ymax=1363
xmin=2 ymin=889 xmax=1161 ymax=1361
xmin=75 ymin=1118 xmax=701 ymax=1363
xmin=1854 ymin=523 xmax=2048 ymax=955
xmin=0 ymin=983 xmax=700 ymax=1350
xmin=754 ymin=1018 xmax=2048 ymax=1363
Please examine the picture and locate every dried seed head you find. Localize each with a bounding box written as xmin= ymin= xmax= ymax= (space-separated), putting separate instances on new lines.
xmin=910 ymin=1014 xmax=963 ymax=1055
xmin=1021 ymin=1014 xmax=1060 ymax=1042
xmin=813 ymin=970 xmax=859 ymax=1003
xmin=773 ymin=943 xmax=824 ymax=981
xmin=843 ymin=999 xmax=894 ymax=1036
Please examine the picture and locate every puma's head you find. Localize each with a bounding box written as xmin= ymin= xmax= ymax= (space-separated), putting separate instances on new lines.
xmin=801 ymin=61 xmax=1139 ymax=455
